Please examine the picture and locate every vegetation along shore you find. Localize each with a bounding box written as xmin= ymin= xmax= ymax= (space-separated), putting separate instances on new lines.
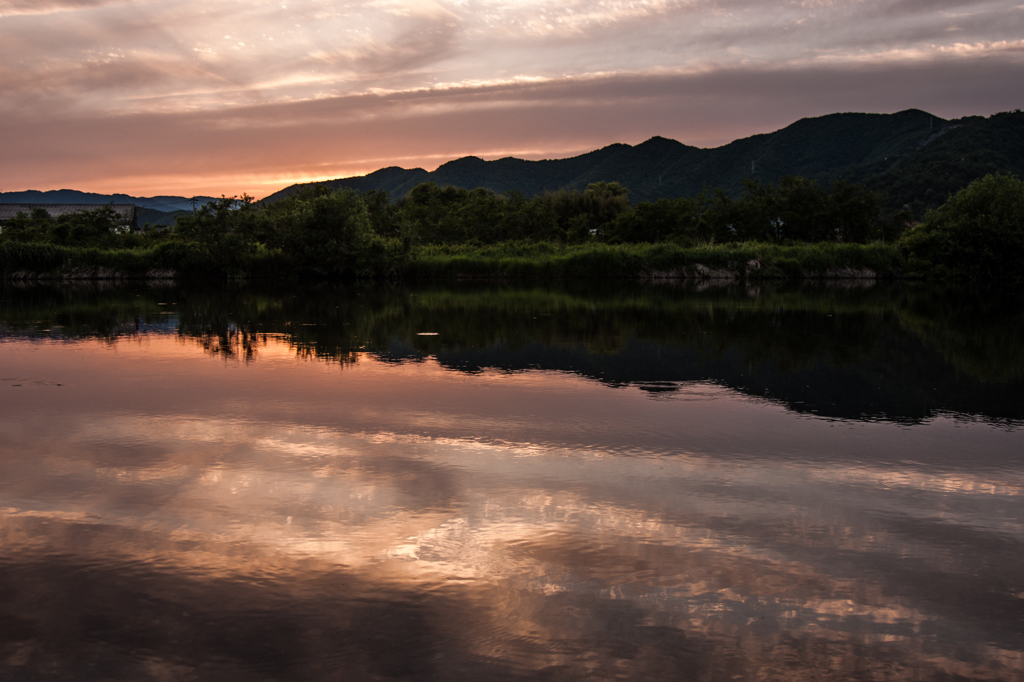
xmin=1 ymin=173 xmax=1021 ymax=282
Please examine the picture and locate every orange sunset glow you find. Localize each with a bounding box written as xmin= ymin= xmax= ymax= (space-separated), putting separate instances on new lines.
xmin=2 ymin=0 xmax=1023 ymax=197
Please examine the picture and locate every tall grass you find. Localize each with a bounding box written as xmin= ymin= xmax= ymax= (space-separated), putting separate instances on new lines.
xmin=0 ymin=241 xmax=293 ymax=279
xmin=407 ymin=241 xmax=903 ymax=280
xmin=1 ymin=239 xmax=903 ymax=281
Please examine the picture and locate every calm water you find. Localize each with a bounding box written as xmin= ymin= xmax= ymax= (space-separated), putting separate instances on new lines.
xmin=1 ymin=281 xmax=1022 ymax=681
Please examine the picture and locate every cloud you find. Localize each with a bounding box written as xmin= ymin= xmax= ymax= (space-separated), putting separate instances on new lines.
xmin=303 ymin=1 xmax=463 ymax=78
xmin=0 ymin=0 xmax=134 ymax=16
xmin=1 ymin=55 xmax=1021 ymax=197
xmin=4 ymin=0 xmax=1022 ymax=113
xmin=0 ymin=0 xmax=1022 ymax=194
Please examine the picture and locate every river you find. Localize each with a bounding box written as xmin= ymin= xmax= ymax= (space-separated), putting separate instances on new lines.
xmin=1 ymin=281 xmax=1022 ymax=680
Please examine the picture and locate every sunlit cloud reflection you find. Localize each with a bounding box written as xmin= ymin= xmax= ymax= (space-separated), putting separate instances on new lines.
xmin=2 ymin=405 xmax=1023 ymax=677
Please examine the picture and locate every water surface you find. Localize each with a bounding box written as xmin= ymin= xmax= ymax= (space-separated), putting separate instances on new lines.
xmin=1 ymin=282 xmax=1022 ymax=680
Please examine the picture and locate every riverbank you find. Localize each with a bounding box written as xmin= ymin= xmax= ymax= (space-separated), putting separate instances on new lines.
xmin=1 ymin=241 xmax=905 ymax=282
xmin=406 ymin=242 xmax=900 ymax=281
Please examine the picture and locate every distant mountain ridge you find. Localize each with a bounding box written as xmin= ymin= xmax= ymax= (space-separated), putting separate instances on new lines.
xmin=0 ymin=189 xmax=219 ymax=213
xmin=264 ymin=109 xmax=1024 ymax=216
xmin=7 ymin=109 xmax=1022 ymax=221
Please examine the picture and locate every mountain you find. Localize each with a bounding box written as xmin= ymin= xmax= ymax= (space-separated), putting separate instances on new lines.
xmin=263 ymin=109 xmax=1024 ymax=216
xmin=8 ymin=110 xmax=1021 ymax=221
xmin=0 ymin=189 xmax=221 ymax=213
xmin=137 ymin=208 xmax=191 ymax=228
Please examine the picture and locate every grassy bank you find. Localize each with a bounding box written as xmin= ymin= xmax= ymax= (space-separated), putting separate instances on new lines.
xmin=1 ymin=239 xmax=903 ymax=281
xmin=406 ymin=241 xmax=903 ymax=281
xmin=0 ymin=241 xmax=293 ymax=280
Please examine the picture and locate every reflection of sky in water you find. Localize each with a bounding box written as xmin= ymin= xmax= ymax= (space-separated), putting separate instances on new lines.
xmin=1 ymin=336 xmax=1023 ymax=679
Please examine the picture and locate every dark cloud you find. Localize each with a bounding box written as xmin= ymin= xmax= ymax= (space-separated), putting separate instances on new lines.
xmin=0 ymin=0 xmax=127 ymax=12
xmin=0 ymin=57 xmax=230 ymax=104
xmin=306 ymin=8 xmax=463 ymax=79
xmin=627 ymin=0 xmax=1023 ymax=58
xmin=875 ymin=0 xmax=1002 ymax=18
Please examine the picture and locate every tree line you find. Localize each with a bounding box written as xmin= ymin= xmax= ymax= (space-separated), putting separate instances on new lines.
xmin=344 ymin=177 xmax=908 ymax=246
xmin=0 ymin=176 xmax=905 ymax=249
xmin=1 ymin=174 xmax=1021 ymax=280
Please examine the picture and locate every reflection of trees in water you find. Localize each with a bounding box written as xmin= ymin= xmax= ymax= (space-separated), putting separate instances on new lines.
xmin=184 ymin=324 xmax=267 ymax=363
xmin=0 ymin=281 xmax=176 ymax=342
xmin=2 ymin=281 xmax=1023 ymax=422
xmin=895 ymin=287 xmax=1024 ymax=384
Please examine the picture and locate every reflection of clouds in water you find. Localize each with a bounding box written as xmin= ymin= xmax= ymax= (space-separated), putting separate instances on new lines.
xmin=1 ymin=411 xmax=1022 ymax=677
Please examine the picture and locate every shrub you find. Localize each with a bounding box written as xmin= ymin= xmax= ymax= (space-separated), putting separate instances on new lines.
xmin=901 ymin=174 xmax=1024 ymax=280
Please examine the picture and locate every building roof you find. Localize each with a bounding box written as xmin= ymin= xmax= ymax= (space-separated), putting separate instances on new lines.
xmin=0 ymin=203 xmax=138 ymax=224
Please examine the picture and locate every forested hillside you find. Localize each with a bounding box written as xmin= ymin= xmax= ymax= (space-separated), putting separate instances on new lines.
xmin=0 ymin=190 xmax=221 ymax=213
xmin=264 ymin=109 xmax=1024 ymax=217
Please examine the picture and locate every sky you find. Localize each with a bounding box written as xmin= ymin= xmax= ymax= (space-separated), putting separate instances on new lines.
xmin=1 ymin=0 xmax=1023 ymax=198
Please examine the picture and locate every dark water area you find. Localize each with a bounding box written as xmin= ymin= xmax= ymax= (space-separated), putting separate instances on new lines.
xmin=1 ymin=280 xmax=1022 ymax=680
